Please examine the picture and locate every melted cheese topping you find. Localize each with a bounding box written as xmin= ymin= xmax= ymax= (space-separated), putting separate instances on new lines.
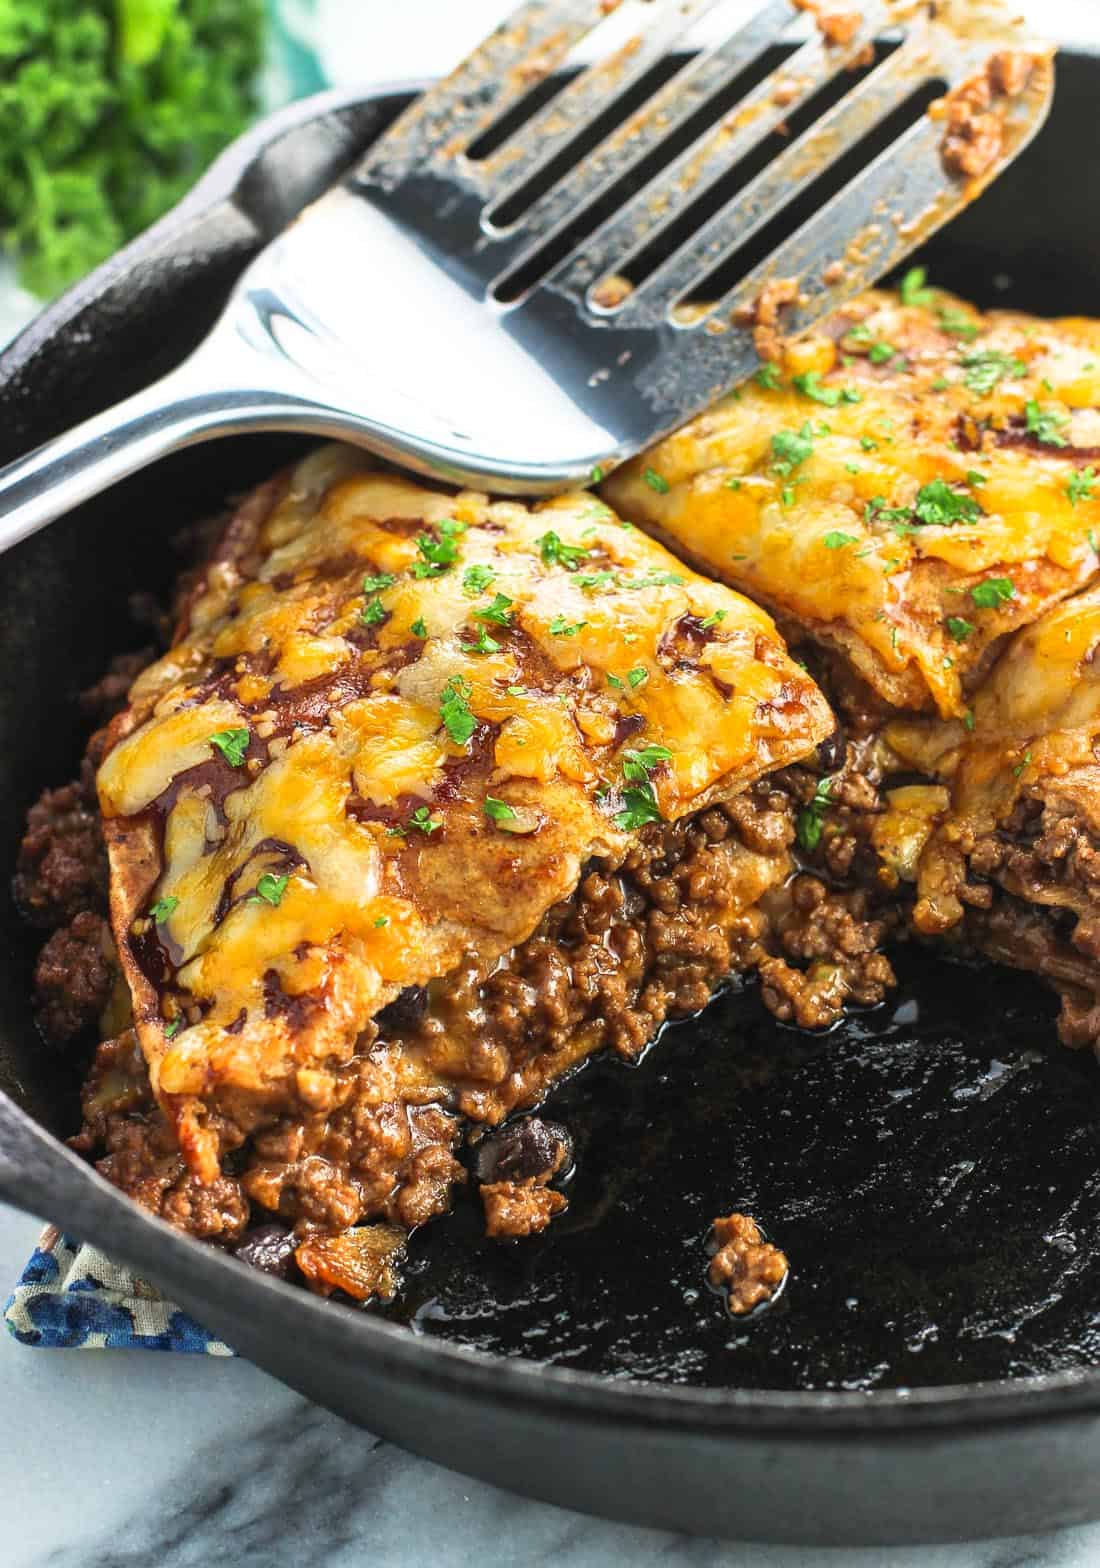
xmin=605 ymin=290 xmax=1100 ymax=719
xmin=98 ymin=448 xmax=831 ymax=1160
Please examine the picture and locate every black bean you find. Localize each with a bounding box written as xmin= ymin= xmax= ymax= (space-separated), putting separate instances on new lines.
xmin=233 ymin=1224 xmax=299 ymax=1279
xmin=475 ymin=1117 xmax=572 ymax=1185
xmin=377 ymin=984 xmax=429 ymax=1034
xmin=814 ymin=726 xmax=847 ymax=775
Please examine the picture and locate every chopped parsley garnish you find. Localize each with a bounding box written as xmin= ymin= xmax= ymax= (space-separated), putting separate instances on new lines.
xmin=251 ymin=871 xmax=289 ymax=907
xmin=606 ymin=673 xmax=624 ymax=690
xmin=700 ymin=609 xmax=727 ymax=630
xmin=961 ymin=350 xmax=1025 ymax=396
xmin=549 ymin=615 xmax=587 ymax=637
xmin=410 ymin=805 xmax=442 ymax=835
xmin=149 ymin=895 xmax=178 ymax=923
xmin=938 ymin=307 xmax=980 ymax=341
xmin=440 ymin=676 xmax=476 ymax=746
xmin=483 ymin=796 xmax=517 ymax=823
xmin=538 ymin=530 xmax=589 ymax=571
xmin=930 ymin=376 xmax=949 ymax=392
xmin=796 ymin=776 xmax=833 ymax=853
xmin=1013 ymin=750 xmax=1033 ymax=778
xmin=576 ymin=570 xmax=616 ymax=592
xmin=868 ymin=341 xmax=896 ymax=365
xmin=413 ymin=528 xmax=460 ymax=578
xmin=164 ymin=1018 xmax=182 ymax=1040
xmin=621 ymin=570 xmax=685 ymax=590
xmin=792 ymin=371 xmax=862 ymax=407
xmin=590 ymin=465 xmax=605 ymax=484
xmin=899 ymin=265 xmax=934 ymax=308
xmin=614 ymin=784 xmax=663 ymax=832
xmin=860 ymin=436 xmax=878 ymax=452
xmin=966 ymin=469 xmax=987 ymax=487
xmin=622 ymin=744 xmax=672 ymax=783
xmin=755 ymin=362 xmax=782 ymax=389
xmin=466 ymin=626 xmax=500 ymax=655
xmin=726 ymin=477 xmax=742 ymax=491
xmin=970 ymin=576 xmax=1014 ymax=609
xmin=506 ymin=685 xmax=527 ymax=697
xmin=1025 ymin=399 xmax=1069 ymax=447
xmin=770 ymin=423 xmax=814 ymax=477
xmin=475 ymin=592 xmax=515 ymax=627
xmin=643 ymin=467 xmax=670 ymax=494
xmin=963 ymin=709 xmax=976 ymax=731
xmin=462 ymin=563 xmax=496 ymax=595
xmin=627 ymin=666 xmax=648 ymax=688
xmin=209 ymin=727 xmax=249 ymax=767
xmin=411 ymin=616 xmax=427 ymax=638
xmin=374 ymin=915 xmax=390 ymax=928
xmin=1071 ymin=467 xmax=1096 ymax=504
xmin=361 ymin=572 xmax=396 ymax=594
xmin=361 ymin=596 xmax=387 ymax=627
xmin=1068 ymin=468 xmax=1097 ymax=506
xmin=945 ymin=616 xmax=975 ymax=642
xmin=824 ymin=531 xmax=858 ymax=549
xmin=869 ymin=479 xmax=983 ymax=533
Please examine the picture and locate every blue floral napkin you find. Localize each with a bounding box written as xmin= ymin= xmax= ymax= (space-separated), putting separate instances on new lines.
xmin=5 ymin=1227 xmax=234 ymax=1354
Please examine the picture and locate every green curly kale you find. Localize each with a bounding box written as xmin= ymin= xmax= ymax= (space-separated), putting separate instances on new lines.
xmin=0 ymin=0 xmax=264 ymax=297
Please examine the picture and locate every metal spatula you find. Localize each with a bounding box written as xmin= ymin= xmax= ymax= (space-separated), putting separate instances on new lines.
xmin=0 ymin=0 xmax=1052 ymax=553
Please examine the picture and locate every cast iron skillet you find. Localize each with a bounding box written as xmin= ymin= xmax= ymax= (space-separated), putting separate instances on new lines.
xmin=3 ymin=54 xmax=1100 ymax=1547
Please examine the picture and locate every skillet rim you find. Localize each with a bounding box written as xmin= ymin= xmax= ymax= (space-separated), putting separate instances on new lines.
xmin=5 ymin=57 xmax=1100 ymax=1438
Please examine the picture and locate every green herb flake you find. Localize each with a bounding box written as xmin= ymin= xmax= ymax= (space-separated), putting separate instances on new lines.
xmin=796 ymin=776 xmax=833 ymax=854
xmin=613 ymin=782 xmax=663 ymax=832
xmin=440 ymin=676 xmax=476 ymax=747
xmin=643 ymin=467 xmax=670 ymax=494
xmin=792 ymin=371 xmax=842 ymax=407
xmin=963 ymin=709 xmax=976 ymax=732
xmin=483 ymin=796 xmax=517 ymax=823
xmin=462 ymin=563 xmax=496 ymax=595
xmin=725 ymin=477 xmax=742 ymax=491
xmin=966 ymin=469 xmax=988 ymax=487
xmin=1025 ymin=399 xmax=1069 ymax=448
xmin=930 ymin=376 xmax=949 ymax=392
xmin=868 ymin=341 xmax=896 ymax=365
xmin=770 ymin=422 xmax=815 ymax=477
xmin=361 ymin=596 xmax=387 ymax=627
xmin=538 ymin=531 xmax=590 ymax=571
xmin=474 ymin=592 xmax=515 ymax=628
xmin=466 ymin=626 xmax=500 ymax=655
xmin=411 ymin=616 xmax=427 ymax=638
xmin=860 ymin=436 xmax=878 ymax=452
xmin=938 ymin=307 xmax=980 ymax=341
xmin=576 ymin=570 xmax=616 ymax=593
xmin=622 ymin=745 xmax=673 ymax=783
xmin=164 ymin=1018 xmax=182 ymax=1041
xmin=549 ymin=615 xmax=587 ymax=637
xmin=961 ymin=350 xmax=1026 ymax=396
xmin=627 ymin=666 xmax=649 ymax=689
xmin=755 ymin=362 xmax=782 ymax=389
xmin=413 ymin=529 xmax=460 ymax=578
xmin=410 ymin=805 xmax=442 ymax=835
xmin=913 ymin=479 xmax=983 ymax=527
xmin=209 ymin=728 xmax=249 ymax=767
xmin=590 ymin=465 xmax=605 ymax=484
xmin=700 ymin=609 xmax=727 ymax=631
xmin=374 ymin=915 xmax=390 ymax=928
xmin=899 ymin=265 xmax=934 ymax=308
xmin=1067 ymin=467 xmax=1097 ymax=506
xmin=251 ymin=871 xmax=289 ymax=908
xmin=361 ymin=572 xmax=396 ymax=594
xmin=149 ymin=895 xmax=179 ymax=923
xmin=606 ymin=673 xmax=625 ymax=690
xmin=945 ymin=616 xmax=975 ymax=642
xmin=970 ymin=576 xmax=1015 ymax=609
xmin=1013 ymin=750 xmax=1033 ymax=779
xmin=824 ymin=531 xmax=858 ymax=549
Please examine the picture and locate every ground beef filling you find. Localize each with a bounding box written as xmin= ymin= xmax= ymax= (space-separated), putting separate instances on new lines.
xmin=707 ymin=1211 xmax=788 ymax=1315
xmin=62 ymin=791 xmax=799 ymax=1266
xmin=916 ymin=780 xmax=1100 ymax=1048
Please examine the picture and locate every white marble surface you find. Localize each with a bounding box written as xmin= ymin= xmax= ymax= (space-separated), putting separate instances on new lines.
xmin=1 ymin=1200 xmax=1100 ymax=1566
